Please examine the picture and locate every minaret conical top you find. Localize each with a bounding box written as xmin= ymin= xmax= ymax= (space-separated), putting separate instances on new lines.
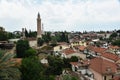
xmin=38 ymin=12 xmax=40 ymax=18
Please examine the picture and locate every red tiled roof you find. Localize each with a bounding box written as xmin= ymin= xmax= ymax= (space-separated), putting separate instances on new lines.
xmin=93 ymin=47 xmax=107 ymax=53
xmin=79 ymin=46 xmax=86 ymax=51
xmin=102 ymin=52 xmax=120 ymax=62
xmin=63 ymin=48 xmax=76 ymax=55
xmin=110 ymin=46 xmax=120 ymax=49
xmin=87 ymin=46 xmax=107 ymax=53
xmin=83 ymin=33 xmax=97 ymax=37
xmin=89 ymin=57 xmax=118 ymax=74
xmin=87 ymin=46 xmax=94 ymax=50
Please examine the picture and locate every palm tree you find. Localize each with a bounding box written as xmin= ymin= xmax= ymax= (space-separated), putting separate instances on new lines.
xmin=0 ymin=50 xmax=21 ymax=80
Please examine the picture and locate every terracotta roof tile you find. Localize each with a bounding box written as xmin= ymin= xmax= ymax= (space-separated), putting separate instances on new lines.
xmin=101 ymin=52 xmax=120 ymax=62
xmin=87 ymin=46 xmax=107 ymax=53
xmin=89 ymin=57 xmax=118 ymax=74
xmin=63 ymin=48 xmax=76 ymax=55
xmin=110 ymin=46 xmax=120 ymax=49
xmin=78 ymin=46 xmax=86 ymax=51
xmin=93 ymin=47 xmax=107 ymax=53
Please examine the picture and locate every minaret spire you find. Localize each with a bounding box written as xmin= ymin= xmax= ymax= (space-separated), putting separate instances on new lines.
xmin=37 ymin=12 xmax=42 ymax=38
xmin=38 ymin=12 xmax=40 ymax=19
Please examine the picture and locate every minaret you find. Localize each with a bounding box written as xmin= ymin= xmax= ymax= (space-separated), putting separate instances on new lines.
xmin=22 ymin=28 xmax=26 ymax=39
xmin=37 ymin=12 xmax=42 ymax=38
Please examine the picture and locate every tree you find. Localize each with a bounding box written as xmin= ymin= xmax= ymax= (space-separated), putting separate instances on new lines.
xmin=117 ymin=30 xmax=120 ymax=33
xmin=63 ymin=74 xmax=78 ymax=80
xmin=70 ymin=56 xmax=78 ymax=62
xmin=46 ymin=56 xmax=64 ymax=75
xmin=7 ymin=32 xmax=15 ymax=39
xmin=110 ymin=32 xmax=117 ymax=38
xmin=24 ymin=48 xmax=37 ymax=57
xmin=14 ymin=31 xmax=21 ymax=38
xmin=50 ymin=37 xmax=57 ymax=47
xmin=42 ymin=32 xmax=51 ymax=44
xmin=16 ymin=40 xmax=30 ymax=58
xmin=0 ymin=50 xmax=21 ymax=80
xmin=20 ymin=57 xmax=44 ymax=80
xmin=63 ymin=58 xmax=71 ymax=68
xmin=25 ymin=28 xmax=29 ymax=37
xmin=29 ymin=30 xmax=37 ymax=37
xmin=0 ymin=31 xmax=8 ymax=41
xmin=55 ymin=33 xmax=61 ymax=42
xmin=112 ymin=39 xmax=120 ymax=47
xmin=54 ymin=32 xmax=69 ymax=43
xmin=61 ymin=32 xmax=69 ymax=43
xmin=37 ymin=38 xmax=44 ymax=46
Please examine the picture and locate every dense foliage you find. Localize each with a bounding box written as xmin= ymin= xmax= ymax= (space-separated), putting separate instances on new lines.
xmin=25 ymin=29 xmax=37 ymax=38
xmin=42 ymin=32 xmax=51 ymax=43
xmin=0 ymin=31 xmax=8 ymax=41
xmin=54 ymin=32 xmax=69 ymax=43
xmin=70 ymin=56 xmax=78 ymax=62
xmin=37 ymin=38 xmax=44 ymax=46
xmin=112 ymin=39 xmax=120 ymax=47
xmin=46 ymin=56 xmax=64 ymax=75
xmin=16 ymin=40 xmax=30 ymax=58
xmin=20 ymin=57 xmax=44 ymax=80
xmin=24 ymin=48 xmax=37 ymax=57
xmin=0 ymin=50 xmax=21 ymax=80
xmin=45 ymin=55 xmax=77 ymax=76
xmin=63 ymin=74 xmax=78 ymax=80
xmin=110 ymin=32 xmax=118 ymax=39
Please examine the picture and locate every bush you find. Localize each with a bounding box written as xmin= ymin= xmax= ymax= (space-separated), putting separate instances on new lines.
xmin=16 ymin=40 xmax=30 ymax=58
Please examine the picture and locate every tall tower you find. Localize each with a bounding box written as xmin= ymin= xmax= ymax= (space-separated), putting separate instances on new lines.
xmin=22 ymin=28 xmax=26 ymax=39
xmin=37 ymin=12 xmax=42 ymax=38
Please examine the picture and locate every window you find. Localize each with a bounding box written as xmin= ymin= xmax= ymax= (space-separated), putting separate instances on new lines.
xmin=104 ymin=76 xmax=106 ymax=80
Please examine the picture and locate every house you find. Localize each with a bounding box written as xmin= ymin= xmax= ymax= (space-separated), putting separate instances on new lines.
xmin=0 ymin=43 xmax=14 ymax=49
xmin=89 ymin=57 xmax=119 ymax=80
xmin=70 ymin=39 xmax=80 ymax=47
xmin=8 ymin=38 xmax=20 ymax=43
xmin=78 ymin=46 xmax=86 ymax=52
xmin=27 ymin=38 xmax=37 ymax=48
xmin=85 ymin=46 xmax=107 ymax=57
xmin=109 ymin=46 xmax=120 ymax=54
xmin=70 ymin=61 xmax=90 ymax=73
xmin=82 ymin=33 xmax=98 ymax=40
xmin=61 ymin=48 xmax=86 ymax=59
xmin=53 ymin=44 xmax=69 ymax=52
xmin=61 ymin=48 xmax=75 ymax=58
xmin=70 ymin=40 xmax=87 ymax=47
xmin=101 ymin=52 xmax=120 ymax=63
xmin=70 ymin=61 xmax=94 ymax=80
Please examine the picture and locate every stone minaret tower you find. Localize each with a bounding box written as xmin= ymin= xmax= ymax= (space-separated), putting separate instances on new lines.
xmin=37 ymin=12 xmax=42 ymax=38
xmin=22 ymin=28 xmax=26 ymax=39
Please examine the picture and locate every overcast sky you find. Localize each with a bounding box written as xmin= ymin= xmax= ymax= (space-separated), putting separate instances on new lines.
xmin=0 ymin=0 xmax=120 ymax=32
